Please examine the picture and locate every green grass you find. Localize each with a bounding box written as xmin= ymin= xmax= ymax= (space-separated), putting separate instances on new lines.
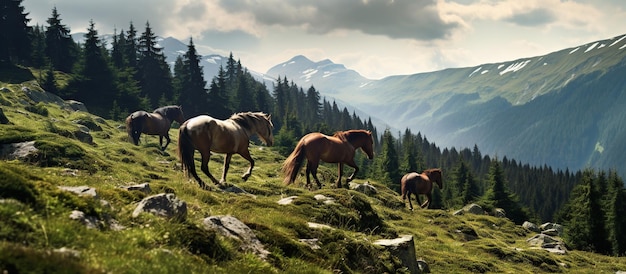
xmin=1 ymin=81 xmax=626 ymax=273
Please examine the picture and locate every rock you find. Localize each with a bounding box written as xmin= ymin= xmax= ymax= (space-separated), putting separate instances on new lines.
xmin=0 ymin=141 xmax=38 ymax=161
xmin=540 ymin=223 xmax=563 ymax=236
xmin=314 ymin=194 xmax=336 ymax=205
xmin=132 ymin=193 xmax=187 ymax=221
xmin=277 ymin=196 xmax=298 ymax=205
xmin=461 ymin=203 xmax=485 ymax=215
xmin=69 ymin=210 xmax=99 ymax=229
xmin=307 ymin=222 xmax=334 ymax=230
xmin=0 ymin=108 xmax=9 ymax=124
xmin=299 ymin=238 xmax=321 ymax=250
xmin=58 ymin=186 xmax=98 ymax=198
xmin=526 ymin=234 xmax=559 ymax=247
xmin=66 ymin=100 xmax=88 ymax=112
xmin=417 ymin=259 xmax=431 ymax=273
xmin=542 ymin=228 xmax=560 ymax=237
xmin=493 ymin=208 xmax=506 ymax=218
xmin=120 ymin=183 xmax=152 ymax=194
xmin=349 ymin=181 xmax=378 ymax=195
xmin=73 ymin=128 xmax=93 ymax=144
xmin=203 ymin=215 xmax=269 ymax=260
xmin=522 ymin=221 xmax=540 ymax=233
xmin=374 ymin=235 xmax=419 ymax=274
xmin=53 ymin=247 xmax=81 ymax=258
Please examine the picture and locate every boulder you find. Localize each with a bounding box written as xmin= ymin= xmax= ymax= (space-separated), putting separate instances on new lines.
xmin=69 ymin=210 xmax=99 ymax=229
xmin=66 ymin=100 xmax=88 ymax=112
xmin=120 ymin=183 xmax=152 ymax=194
xmin=132 ymin=193 xmax=187 ymax=221
xmin=58 ymin=186 xmax=98 ymax=198
xmin=203 ymin=215 xmax=269 ymax=260
xmin=540 ymin=223 xmax=563 ymax=236
xmin=314 ymin=194 xmax=336 ymax=205
xmin=374 ymin=235 xmax=420 ymax=274
xmin=454 ymin=203 xmax=485 ymax=216
xmin=493 ymin=208 xmax=506 ymax=218
xmin=277 ymin=196 xmax=298 ymax=205
xmin=349 ymin=181 xmax=378 ymax=195
xmin=522 ymin=221 xmax=540 ymax=233
xmin=0 ymin=141 xmax=38 ymax=161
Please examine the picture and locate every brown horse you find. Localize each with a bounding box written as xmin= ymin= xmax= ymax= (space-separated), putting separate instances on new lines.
xmin=282 ymin=130 xmax=374 ymax=189
xmin=125 ymin=105 xmax=184 ymax=151
xmin=177 ymin=112 xmax=274 ymax=189
xmin=401 ymin=168 xmax=443 ymax=210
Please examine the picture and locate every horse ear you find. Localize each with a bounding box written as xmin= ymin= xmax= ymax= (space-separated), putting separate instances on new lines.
xmin=267 ymin=114 xmax=272 ymax=120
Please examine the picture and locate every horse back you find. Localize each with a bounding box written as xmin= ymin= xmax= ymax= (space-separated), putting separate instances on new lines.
xmin=302 ymin=133 xmax=354 ymax=163
xmin=184 ymin=115 xmax=244 ymax=153
xmin=401 ymin=172 xmax=422 ymax=194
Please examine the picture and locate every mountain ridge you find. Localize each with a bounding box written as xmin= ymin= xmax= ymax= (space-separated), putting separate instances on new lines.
xmin=265 ymin=33 xmax=626 ymax=177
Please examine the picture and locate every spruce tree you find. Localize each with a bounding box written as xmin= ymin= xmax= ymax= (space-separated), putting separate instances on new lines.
xmin=480 ymin=159 xmax=529 ymax=224
xmin=207 ymin=66 xmax=231 ymax=119
xmin=0 ymin=0 xmax=31 ymax=65
xmin=44 ymin=7 xmax=76 ymax=72
xmin=606 ymin=170 xmax=626 ymax=255
xmin=137 ymin=21 xmax=173 ymax=108
xmin=177 ymin=38 xmax=208 ymax=118
xmin=373 ymin=129 xmax=401 ymax=192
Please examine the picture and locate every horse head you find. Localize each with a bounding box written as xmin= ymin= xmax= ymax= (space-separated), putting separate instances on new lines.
xmin=361 ymin=130 xmax=374 ymax=159
xmin=259 ymin=113 xmax=274 ymax=146
xmin=426 ymin=168 xmax=443 ymax=189
xmin=342 ymin=130 xmax=374 ymax=159
xmin=154 ymin=105 xmax=185 ymax=124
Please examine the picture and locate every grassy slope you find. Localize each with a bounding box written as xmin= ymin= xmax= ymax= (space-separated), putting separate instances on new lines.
xmin=1 ymin=81 xmax=625 ymax=273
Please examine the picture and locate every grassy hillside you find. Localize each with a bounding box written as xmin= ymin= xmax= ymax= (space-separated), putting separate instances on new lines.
xmin=1 ymin=80 xmax=625 ymax=273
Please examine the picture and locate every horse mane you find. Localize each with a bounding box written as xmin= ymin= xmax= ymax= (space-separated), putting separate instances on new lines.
xmin=153 ymin=105 xmax=181 ymax=121
xmin=333 ymin=129 xmax=370 ymax=143
xmin=229 ymin=112 xmax=270 ymax=130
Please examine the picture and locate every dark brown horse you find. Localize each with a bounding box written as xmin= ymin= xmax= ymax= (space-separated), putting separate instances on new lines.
xmin=177 ymin=112 xmax=274 ymax=189
xmin=125 ymin=105 xmax=184 ymax=151
xmin=282 ymin=130 xmax=374 ymax=189
xmin=401 ymin=168 xmax=443 ymax=210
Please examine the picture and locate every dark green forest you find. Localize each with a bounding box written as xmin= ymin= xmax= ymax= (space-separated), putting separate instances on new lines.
xmin=1 ymin=0 xmax=625 ymax=256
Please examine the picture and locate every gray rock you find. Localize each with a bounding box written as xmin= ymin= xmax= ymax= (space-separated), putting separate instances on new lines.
xmin=462 ymin=203 xmax=485 ymax=215
xmin=493 ymin=208 xmax=506 ymax=218
xmin=203 ymin=215 xmax=269 ymax=260
xmin=121 ymin=183 xmax=152 ymax=194
xmin=349 ymin=181 xmax=378 ymax=195
xmin=314 ymin=194 xmax=336 ymax=205
xmin=132 ymin=193 xmax=187 ymax=221
xmin=69 ymin=210 xmax=99 ymax=229
xmin=66 ymin=100 xmax=88 ymax=112
xmin=58 ymin=186 xmax=98 ymax=198
xmin=0 ymin=141 xmax=38 ymax=161
xmin=277 ymin=196 xmax=298 ymax=205
xmin=374 ymin=235 xmax=419 ymax=274
xmin=522 ymin=221 xmax=540 ymax=233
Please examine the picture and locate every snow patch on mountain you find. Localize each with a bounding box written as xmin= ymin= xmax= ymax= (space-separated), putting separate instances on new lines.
xmin=499 ymin=60 xmax=531 ymax=75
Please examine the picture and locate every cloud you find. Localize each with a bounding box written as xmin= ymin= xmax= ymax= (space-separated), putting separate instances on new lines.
xmin=216 ymin=0 xmax=462 ymax=41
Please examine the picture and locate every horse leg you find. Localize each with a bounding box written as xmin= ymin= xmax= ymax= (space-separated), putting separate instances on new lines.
xmin=161 ymin=134 xmax=171 ymax=151
xmin=199 ymin=150 xmax=220 ymax=186
xmin=421 ymin=194 xmax=431 ymax=209
xmin=407 ymin=193 xmax=414 ymax=211
xmin=335 ymin=163 xmax=344 ymax=188
xmin=305 ymin=162 xmax=312 ymax=189
xmin=220 ymin=153 xmax=233 ymax=185
xmin=238 ymin=150 xmax=254 ymax=181
xmin=308 ymin=160 xmax=322 ymax=189
xmin=344 ymin=160 xmax=359 ymax=183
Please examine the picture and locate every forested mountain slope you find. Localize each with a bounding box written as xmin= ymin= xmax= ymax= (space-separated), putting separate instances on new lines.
xmin=267 ymin=34 xmax=626 ymax=177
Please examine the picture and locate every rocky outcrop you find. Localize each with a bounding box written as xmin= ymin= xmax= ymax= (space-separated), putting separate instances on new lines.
xmin=132 ymin=193 xmax=187 ymax=221
xmin=374 ymin=235 xmax=425 ymax=274
xmin=203 ymin=215 xmax=270 ymax=260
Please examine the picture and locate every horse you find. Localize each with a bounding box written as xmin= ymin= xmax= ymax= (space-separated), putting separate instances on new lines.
xmin=282 ymin=129 xmax=374 ymax=189
xmin=177 ymin=112 xmax=274 ymax=189
xmin=125 ymin=105 xmax=185 ymax=151
xmin=401 ymin=168 xmax=443 ymax=210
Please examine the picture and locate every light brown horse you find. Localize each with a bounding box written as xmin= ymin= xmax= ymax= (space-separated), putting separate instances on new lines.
xmin=177 ymin=112 xmax=274 ymax=189
xmin=125 ymin=105 xmax=184 ymax=151
xmin=282 ymin=130 xmax=374 ymax=189
xmin=401 ymin=168 xmax=443 ymax=210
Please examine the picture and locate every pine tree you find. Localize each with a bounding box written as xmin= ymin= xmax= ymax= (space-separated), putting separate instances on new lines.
xmin=234 ymin=69 xmax=255 ymax=112
xmin=177 ymin=38 xmax=208 ymax=118
xmin=0 ymin=0 xmax=31 ymax=65
xmin=125 ymin=22 xmax=138 ymax=70
xmin=137 ymin=21 xmax=173 ymax=108
xmin=480 ymin=159 xmax=529 ymax=224
xmin=44 ymin=7 xmax=76 ymax=72
xmin=67 ymin=20 xmax=116 ymax=117
xmin=30 ymin=25 xmax=46 ymax=68
xmin=207 ymin=66 xmax=231 ymax=119
xmin=373 ymin=129 xmax=401 ymax=191
xmin=606 ymin=170 xmax=626 ymax=255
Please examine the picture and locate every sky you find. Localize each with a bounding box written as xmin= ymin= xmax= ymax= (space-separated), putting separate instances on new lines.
xmin=24 ymin=0 xmax=626 ymax=80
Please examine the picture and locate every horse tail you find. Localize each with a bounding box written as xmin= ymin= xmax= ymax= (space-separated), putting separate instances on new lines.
xmin=282 ymin=140 xmax=306 ymax=185
xmin=400 ymin=174 xmax=408 ymax=200
xmin=177 ymin=122 xmax=197 ymax=180
xmin=125 ymin=115 xmax=134 ymax=143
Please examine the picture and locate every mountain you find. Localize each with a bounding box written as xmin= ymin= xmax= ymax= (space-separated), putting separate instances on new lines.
xmin=266 ymin=34 xmax=626 ymax=177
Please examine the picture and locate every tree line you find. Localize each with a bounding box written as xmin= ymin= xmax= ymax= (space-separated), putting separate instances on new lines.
xmin=2 ymin=1 xmax=625 ymax=256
